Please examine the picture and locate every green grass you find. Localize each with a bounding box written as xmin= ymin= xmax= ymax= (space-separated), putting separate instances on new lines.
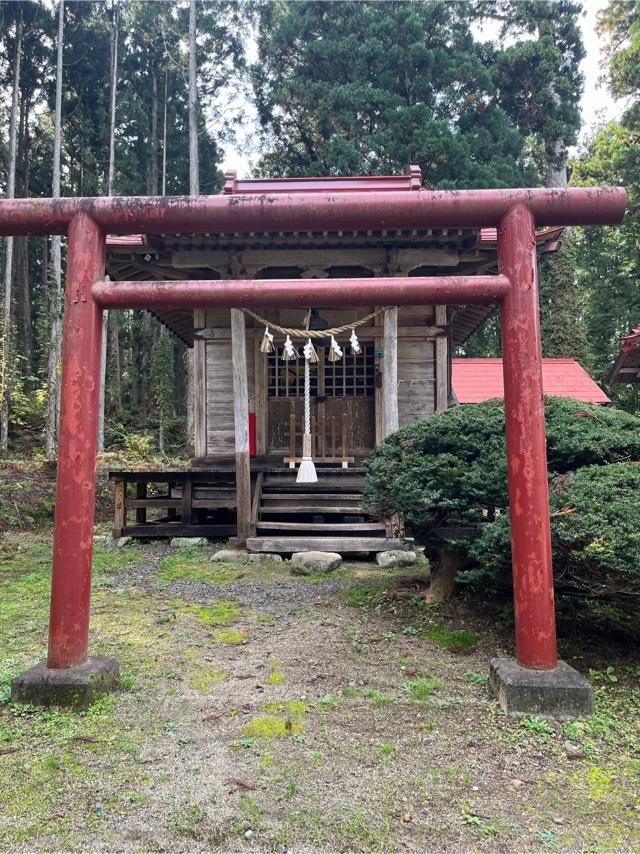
xmin=424 ymin=624 xmax=479 ymax=652
xmin=168 ymin=803 xmax=204 ymax=838
xmin=0 ymin=532 xmax=243 ymax=849
xmin=376 ymin=741 xmax=397 ymax=757
xmin=160 ymin=550 xmax=243 ymax=585
xmin=404 ymin=676 xmax=442 ymax=701
xmin=178 ymin=600 xmax=242 ymax=627
xmin=93 ymin=543 xmax=145 ymax=574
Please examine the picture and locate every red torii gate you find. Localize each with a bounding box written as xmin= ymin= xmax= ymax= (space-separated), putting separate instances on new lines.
xmin=2 ymin=186 xmax=627 ymax=714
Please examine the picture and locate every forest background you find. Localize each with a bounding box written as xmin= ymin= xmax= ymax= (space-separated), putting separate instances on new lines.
xmin=0 ymin=0 xmax=638 ymax=461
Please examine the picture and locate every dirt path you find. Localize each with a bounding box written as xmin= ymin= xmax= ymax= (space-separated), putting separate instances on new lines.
xmin=0 ymin=535 xmax=638 ymax=852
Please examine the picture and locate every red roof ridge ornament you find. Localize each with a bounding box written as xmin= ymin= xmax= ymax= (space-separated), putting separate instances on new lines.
xmin=222 ymin=166 xmax=422 ymax=195
xmin=622 ymin=324 xmax=640 ymax=353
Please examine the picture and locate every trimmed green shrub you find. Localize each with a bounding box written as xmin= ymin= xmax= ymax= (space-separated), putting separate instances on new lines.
xmin=467 ymin=462 xmax=640 ymax=600
xmin=364 ymin=397 xmax=640 ymax=531
xmin=364 ymin=398 xmax=640 ymax=615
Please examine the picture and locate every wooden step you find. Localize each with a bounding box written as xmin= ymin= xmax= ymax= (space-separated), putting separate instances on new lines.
xmin=260 ymin=505 xmax=365 ymax=515
xmin=246 ymin=536 xmax=414 ymax=554
xmin=256 ymin=521 xmax=386 ymax=532
xmin=261 ymin=493 xmax=362 ymax=501
xmin=263 ymin=471 xmax=365 ymax=483
xmin=262 ymin=482 xmax=365 ymax=492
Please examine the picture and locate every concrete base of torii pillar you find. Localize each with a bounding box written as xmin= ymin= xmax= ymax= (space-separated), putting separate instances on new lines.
xmin=490 ymin=658 xmax=594 ymax=719
xmin=11 ymin=657 xmax=120 ymax=710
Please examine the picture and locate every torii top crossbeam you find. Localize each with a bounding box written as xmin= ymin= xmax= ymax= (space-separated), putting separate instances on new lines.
xmin=0 ymin=186 xmax=627 ymax=237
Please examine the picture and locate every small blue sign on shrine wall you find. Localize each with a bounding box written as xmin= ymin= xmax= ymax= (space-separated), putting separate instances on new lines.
xmin=374 ymin=347 xmax=384 ymax=357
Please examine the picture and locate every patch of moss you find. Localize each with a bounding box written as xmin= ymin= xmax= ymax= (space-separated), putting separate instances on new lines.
xmin=425 ymin=624 xmax=479 ymax=652
xmin=242 ymin=699 xmax=309 ymax=740
xmin=160 ymin=551 xmax=242 ymax=585
xmin=263 ymin=699 xmax=309 ymax=718
xmin=179 ymin=599 xmax=242 ymax=627
xmin=242 ymin=715 xmax=298 ymax=738
xmin=189 ymin=667 xmax=226 ymax=692
xmin=267 ymin=660 xmax=284 ymax=685
xmin=213 ymin=629 xmax=247 ymax=645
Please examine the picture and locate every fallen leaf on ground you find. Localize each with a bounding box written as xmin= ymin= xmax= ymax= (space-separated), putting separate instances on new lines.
xmin=227 ymin=778 xmax=256 ymax=791
xmin=566 ymin=749 xmax=588 ymax=760
xmin=0 ymin=747 xmax=22 ymax=755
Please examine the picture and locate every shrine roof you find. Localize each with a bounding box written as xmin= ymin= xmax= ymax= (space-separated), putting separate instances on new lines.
xmin=104 ymin=167 xmax=563 ymax=347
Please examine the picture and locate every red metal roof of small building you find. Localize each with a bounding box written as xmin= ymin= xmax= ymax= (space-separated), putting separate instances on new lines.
xmin=452 ymin=358 xmax=611 ymax=404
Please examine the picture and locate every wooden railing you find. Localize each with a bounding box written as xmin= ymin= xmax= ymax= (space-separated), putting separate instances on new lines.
xmin=108 ymin=471 xmax=237 ymax=538
xmin=284 ymin=412 xmax=354 ymax=468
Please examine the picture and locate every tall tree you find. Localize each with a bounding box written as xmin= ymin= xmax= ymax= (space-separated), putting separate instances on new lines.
xmin=0 ymin=5 xmax=23 ymax=454
xmin=98 ymin=0 xmax=118 ymax=455
xmin=568 ymin=1 xmax=640 ymax=411
xmin=598 ymin=0 xmax=640 ymax=112
xmin=480 ymin=0 xmax=585 ymax=187
xmin=252 ymin=0 xmax=535 ymax=187
xmin=188 ymin=0 xmax=199 ymax=196
xmin=45 ymin=0 xmax=64 ymax=460
xmin=185 ymin=0 xmax=199 ymax=453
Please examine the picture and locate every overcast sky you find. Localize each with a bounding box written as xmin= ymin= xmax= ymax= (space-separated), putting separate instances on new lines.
xmin=220 ymin=0 xmax=622 ymax=177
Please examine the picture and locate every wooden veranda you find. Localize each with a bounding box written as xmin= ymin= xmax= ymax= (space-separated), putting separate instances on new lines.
xmin=109 ymin=458 xmax=407 ymax=553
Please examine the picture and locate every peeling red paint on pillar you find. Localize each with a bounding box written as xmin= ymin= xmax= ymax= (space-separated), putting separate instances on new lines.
xmin=47 ymin=214 xmax=105 ymax=669
xmin=499 ymin=203 xmax=557 ymax=670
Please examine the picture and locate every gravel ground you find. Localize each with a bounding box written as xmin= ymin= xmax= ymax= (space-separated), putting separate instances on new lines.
xmin=1 ymin=537 xmax=638 ymax=853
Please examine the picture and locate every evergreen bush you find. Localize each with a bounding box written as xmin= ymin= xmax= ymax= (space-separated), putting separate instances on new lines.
xmin=364 ymin=397 xmax=640 ymax=607
xmin=364 ymin=397 xmax=640 ymax=529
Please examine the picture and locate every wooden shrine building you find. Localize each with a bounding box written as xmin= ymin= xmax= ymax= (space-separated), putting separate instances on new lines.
xmin=106 ymin=168 xmax=562 ymax=552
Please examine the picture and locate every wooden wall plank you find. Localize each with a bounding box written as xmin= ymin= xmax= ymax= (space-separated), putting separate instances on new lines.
xmin=231 ymin=308 xmax=251 ymax=543
xmin=205 ymin=336 xmax=235 ymax=454
xmin=397 ymin=337 xmax=436 ymax=426
xmin=194 ymin=308 xmax=207 ymax=458
xmin=383 ymin=307 xmax=399 ymax=436
xmin=436 ymin=335 xmax=448 ymax=413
